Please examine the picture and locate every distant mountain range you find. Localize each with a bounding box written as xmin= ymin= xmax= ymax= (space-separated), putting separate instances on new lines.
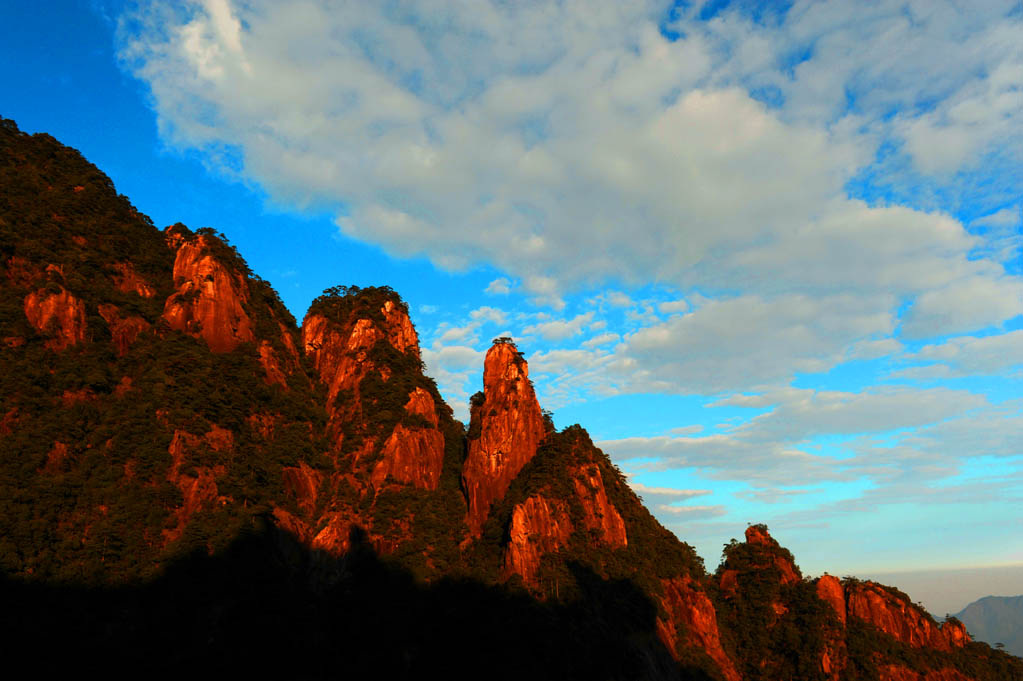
xmin=957 ymin=595 xmax=1023 ymax=657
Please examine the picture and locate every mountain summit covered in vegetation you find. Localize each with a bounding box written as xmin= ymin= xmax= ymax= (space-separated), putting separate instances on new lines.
xmin=1 ymin=117 xmax=1019 ymax=680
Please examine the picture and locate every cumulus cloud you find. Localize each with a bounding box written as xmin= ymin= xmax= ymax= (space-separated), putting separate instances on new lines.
xmin=607 ymin=294 xmax=895 ymax=393
xmin=485 ymin=278 xmax=512 ymax=295
xmin=523 ymin=312 xmax=595 ymax=341
xmin=657 ymin=299 xmax=689 ymax=315
xmin=582 ymin=332 xmax=619 ymax=348
xmin=909 ymin=331 xmax=1023 ymax=375
xmin=601 ymin=385 xmax=989 ymax=485
xmin=119 ymin=0 xmax=1021 ymax=311
xmin=900 ymin=276 xmax=1023 ymax=339
xmin=688 ymin=0 xmax=1023 ymax=176
xmin=420 ymin=343 xmax=486 ymax=419
xmin=601 ymin=432 xmax=837 ymax=486
xmin=722 ymin=386 xmax=987 ymax=443
xmin=469 ymin=306 xmax=508 ymax=326
xmin=604 ymin=291 xmax=634 ymax=308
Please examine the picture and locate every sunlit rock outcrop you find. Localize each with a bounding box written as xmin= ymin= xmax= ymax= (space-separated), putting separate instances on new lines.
xmin=24 ymin=286 xmax=87 ymax=351
xmin=846 ymin=580 xmax=970 ymax=652
xmin=162 ymin=232 xmax=254 ymax=352
xmin=502 ymin=495 xmax=573 ymax=585
xmin=657 ymin=576 xmax=742 ymax=681
xmin=462 ymin=340 xmax=545 ymax=535
xmin=98 ymin=303 xmax=149 ymax=356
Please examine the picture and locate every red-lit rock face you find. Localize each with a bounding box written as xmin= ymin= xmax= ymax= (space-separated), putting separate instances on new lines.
xmin=656 ymin=576 xmax=741 ymax=681
xmin=282 ymin=462 xmax=323 ymax=516
xmin=371 ymin=388 xmax=445 ymax=490
xmin=24 ymin=287 xmax=87 ymax=350
xmin=303 ymin=315 xmax=384 ymax=412
xmin=163 ymin=426 xmax=233 ymax=544
xmin=259 ymin=341 xmax=288 ymax=386
xmin=312 ymin=512 xmax=354 ymax=554
xmin=302 ymin=300 xmax=429 ymax=460
xmin=162 ymin=235 xmax=254 ymax=352
xmin=277 ymin=322 xmax=302 ymax=371
xmin=462 ymin=342 xmax=546 ymax=535
xmin=502 ymin=495 xmax=573 ymax=585
xmin=301 ymin=298 xmax=443 ymax=526
xmin=380 ymin=299 xmax=419 ymax=358
xmin=846 ymin=581 xmax=970 ymax=652
xmin=817 ymin=574 xmax=846 ymax=625
xmin=745 ymin=524 xmax=773 ymax=546
xmin=744 ymin=524 xmax=801 ymax=585
xmin=98 ymin=304 xmax=149 ymax=356
xmin=816 ymin=575 xmax=849 ymax=680
xmin=110 ymin=262 xmax=155 ymax=298
xmin=372 ymin=424 xmax=444 ymax=489
xmin=570 ymin=463 xmax=627 ymax=547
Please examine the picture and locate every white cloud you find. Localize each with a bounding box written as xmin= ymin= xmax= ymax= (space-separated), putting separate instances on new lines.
xmin=527 ymin=347 xmax=605 ymax=378
xmin=523 ymin=312 xmax=595 ymax=341
xmin=740 ymin=488 xmax=816 ymax=504
xmin=603 ymin=432 xmax=837 ymax=485
xmin=469 ymin=306 xmax=508 ymax=326
xmin=421 ymin=344 xmax=487 ymax=418
xmin=841 ymin=338 xmax=902 ymax=363
xmin=436 ymin=324 xmax=477 ymax=345
xmin=974 ymin=206 xmax=1021 ymax=229
xmin=687 ymin=0 xmax=1023 ymax=175
xmin=900 ymin=276 xmax=1023 ymax=339
xmin=601 ymin=385 xmax=990 ymax=486
xmin=607 ymin=294 xmax=895 ymax=393
xmin=910 ymin=331 xmax=1023 ymax=375
xmin=627 ymin=482 xmax=712 ymax=500
xmin=582 ymin=332 xmax=619 ymax=348
xmin=485 ymin=277 xmax=512 ymax=295
xmin=727 ymin=386 xmax=987 ymax=443
xmin=605 ymin=291 xmax=633 ymax=307
xmin=656 ymin=505 xmax=727 ymax=519
xmin=122 ymin=0 xmax=1019 ymax=305
xmin=657 ymin=299 xmax=689 ymax=315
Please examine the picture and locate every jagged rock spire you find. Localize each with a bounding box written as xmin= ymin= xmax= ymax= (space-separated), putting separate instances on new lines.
xmin=462 ymin=339 xmax=546 ymax=536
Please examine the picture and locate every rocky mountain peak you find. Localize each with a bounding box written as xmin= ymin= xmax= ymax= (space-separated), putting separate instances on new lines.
xmin=462 ymin=339 xmax=546 ymax=536
xmin=161 ymin=229 xmax=255 ymax=353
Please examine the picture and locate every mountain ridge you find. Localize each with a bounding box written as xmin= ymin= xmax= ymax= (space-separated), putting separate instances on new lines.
xmin=956 ymin=595 xmax=1023 ymax=658
xmin=1 ymin=116 xmax=1020 ymax=680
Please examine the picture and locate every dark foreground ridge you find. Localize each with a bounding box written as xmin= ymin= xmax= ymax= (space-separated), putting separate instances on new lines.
xmin=2 ymin=521 xmax=696 ymax=680
xmin=1 ymin=117 xmax=1021 ymax=680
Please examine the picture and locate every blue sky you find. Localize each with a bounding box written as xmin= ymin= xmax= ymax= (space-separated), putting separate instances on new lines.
xmin=3 ymin=0 xmax=1022 ymax=599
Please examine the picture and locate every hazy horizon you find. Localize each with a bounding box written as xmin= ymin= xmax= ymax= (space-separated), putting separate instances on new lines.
xmin=853 ymin=563 xmax=1023 ymax=622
